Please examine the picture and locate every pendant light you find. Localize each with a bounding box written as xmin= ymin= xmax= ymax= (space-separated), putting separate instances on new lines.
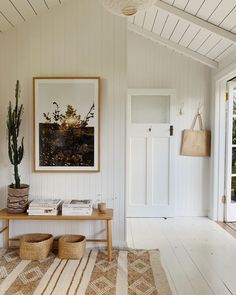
xmin=100 ymin=0 xmax=157 ymax=17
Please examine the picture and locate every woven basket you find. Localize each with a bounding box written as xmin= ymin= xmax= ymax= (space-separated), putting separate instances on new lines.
xmin=58 ymin=235 xmax=86 ymax=259
xmin=7 ymin=184 xmax=29 ymax=214
xmin=19 ymin=233 xmax=53 ymax=260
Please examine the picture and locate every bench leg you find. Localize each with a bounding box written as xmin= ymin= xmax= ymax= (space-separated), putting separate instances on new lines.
xmin=107 ymin=220 xmax=112 ymax=262
xmin=4 ymin=220 xmax=9 ymax=249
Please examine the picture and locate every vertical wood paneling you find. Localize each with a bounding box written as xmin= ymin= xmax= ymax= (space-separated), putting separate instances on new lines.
xmin=0 ymin=0 xmax=127 ymax=245
xmin=128 ymin=31 xmax=211 ymax=216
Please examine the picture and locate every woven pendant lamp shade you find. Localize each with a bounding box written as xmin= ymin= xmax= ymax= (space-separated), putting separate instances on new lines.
xmin=100 ymin=0 xmax=156 ymax=16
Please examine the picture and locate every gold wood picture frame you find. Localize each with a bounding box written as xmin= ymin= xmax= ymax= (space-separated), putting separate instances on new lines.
xmin=33 ymin=77 xmax=100 ymax=172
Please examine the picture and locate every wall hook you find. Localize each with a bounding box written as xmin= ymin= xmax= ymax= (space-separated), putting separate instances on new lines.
xmin=179 ymin=102 xmax=184 ymax=115
xmin=197 ymin=102 xmax=203 ymax=115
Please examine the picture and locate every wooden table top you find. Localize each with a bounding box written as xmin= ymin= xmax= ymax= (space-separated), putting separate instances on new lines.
xmin=0 ymin=208 xmax=113 ymax=221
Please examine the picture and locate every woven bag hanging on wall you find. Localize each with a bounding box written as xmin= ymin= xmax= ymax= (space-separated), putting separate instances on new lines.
xmin=180 ymin=112 xmax=211 ymax=157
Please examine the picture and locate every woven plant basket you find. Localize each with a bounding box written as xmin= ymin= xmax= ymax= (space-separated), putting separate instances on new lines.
xmin=19 ymin=233 xmax=53 ymax=260
xmin=7 ymin=184 xmax=29 ymax=214
xmin=58 ymin=235 xmax=86 ymax=259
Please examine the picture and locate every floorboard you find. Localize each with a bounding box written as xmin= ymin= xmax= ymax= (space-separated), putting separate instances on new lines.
xmin=126 ymin=217 xmax=236 ymax=295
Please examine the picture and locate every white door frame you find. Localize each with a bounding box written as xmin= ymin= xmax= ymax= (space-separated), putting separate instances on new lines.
xmin=225 ymin=82 xmax=236 ymax=221
xmin=125 ymin=88 xmax=176 ymax=218
xmin=211 ymin=64 xmax=236 ymax=221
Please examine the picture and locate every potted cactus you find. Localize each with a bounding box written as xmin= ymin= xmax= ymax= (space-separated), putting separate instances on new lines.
xmin=7 ymin=80 xmax=29 ymax=213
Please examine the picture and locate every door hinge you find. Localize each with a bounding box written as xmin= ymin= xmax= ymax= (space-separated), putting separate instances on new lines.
xmin=222 ymin=195 xmax=227 ymax=204
xmin=224 ymin=92 xmax=229 ymax=101
xmin=170 ymin=125 xmax=174 ymax=136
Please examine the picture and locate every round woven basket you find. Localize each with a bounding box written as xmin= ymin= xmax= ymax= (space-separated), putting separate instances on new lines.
xmin=58 ymin=235 xmax=86 ymax=259
xmin=19 ymin=233 xmax=53 ymax=260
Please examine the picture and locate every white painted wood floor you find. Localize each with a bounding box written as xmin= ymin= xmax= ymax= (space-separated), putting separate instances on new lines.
xmin=126 ymin=217 xmax=236 ymax=295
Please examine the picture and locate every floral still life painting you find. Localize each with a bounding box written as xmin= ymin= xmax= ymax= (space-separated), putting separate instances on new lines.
xmin=33 ymin=78 xmax=100 ymax=172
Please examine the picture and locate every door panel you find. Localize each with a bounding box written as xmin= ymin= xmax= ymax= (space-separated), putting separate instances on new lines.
xmin=126 ymin=89 xmax=175 ymax=218
xmin=130 ymin=137 xmax=147 ymax=206
xmin=152 ymin=137 xmax=169 ymax=205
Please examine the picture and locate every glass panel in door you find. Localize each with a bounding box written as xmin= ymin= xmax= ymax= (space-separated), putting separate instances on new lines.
xmin=131 ymin=95 xmax=170 ymax=124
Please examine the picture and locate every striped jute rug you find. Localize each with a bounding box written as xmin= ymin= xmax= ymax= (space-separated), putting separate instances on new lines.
xmin=0 ymin=248 xmax=172 ymax=295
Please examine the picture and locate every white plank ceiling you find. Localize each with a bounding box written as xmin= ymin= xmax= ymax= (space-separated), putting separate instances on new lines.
xmin=0 ymin=0 xmax=65 ymax=32
xmin=0 ymin=0 xmax=235 ymax=68
xmin=128 ymin=0 xmax=236 ymax=68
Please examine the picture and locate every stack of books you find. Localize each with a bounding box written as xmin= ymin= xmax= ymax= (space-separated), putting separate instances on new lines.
xmin=27 ymin=199 xmax=62 ymax=216
xmin=62 ymin=199 xmax=93 ymax=216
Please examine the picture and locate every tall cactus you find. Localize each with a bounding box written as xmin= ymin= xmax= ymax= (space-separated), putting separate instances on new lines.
xmin=7 ymin=80 xmax=24 ymax=189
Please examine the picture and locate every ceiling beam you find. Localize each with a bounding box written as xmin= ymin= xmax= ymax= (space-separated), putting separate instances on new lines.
xmin=128 ymin=23 xmax=218 ymax=69
xmin=155 ymin=0 xmax=236 ymax=44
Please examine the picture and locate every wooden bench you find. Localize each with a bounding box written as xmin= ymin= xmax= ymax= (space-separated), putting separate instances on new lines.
xmin=0 ymin=208 xmax=113 ymax=261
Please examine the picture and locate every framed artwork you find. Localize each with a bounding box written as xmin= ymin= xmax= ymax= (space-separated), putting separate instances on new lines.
xmin=33 ymin=77 xmax=100 ymax=172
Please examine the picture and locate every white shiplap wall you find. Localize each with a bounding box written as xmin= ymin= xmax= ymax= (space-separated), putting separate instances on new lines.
xmin=128 ymin=31 xmax=211 ymax=216
xmin=0 ymin=0 xmax=127 ymax=245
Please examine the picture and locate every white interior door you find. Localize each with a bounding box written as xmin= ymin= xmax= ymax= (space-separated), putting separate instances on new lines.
xmin=225 ymin=82 xmax=236 ymax=221
xmin=126 ymin=89 xmax=175 ymax=217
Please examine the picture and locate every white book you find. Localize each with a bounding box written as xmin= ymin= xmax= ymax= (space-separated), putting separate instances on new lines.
xmin=28 ymin=213 xmax=58 ymax=216
xmin=62 ymin=211 xmax=92 ymax=216
xmin=62 ymin=212 xmax=92 ymax=216
xmin=62 ymin=208 xmax=92 ymax=214
xmin=62 ymin=199 xmax=93 ymax=208
xmin=27 ymin=211 xmax=58 ymax=216
xmin=62 ymin=208 xmax=93 ymax=212
xmin=27 ymin=209 xmax=58 ymax=214
xmin=29 ymin=199 xmax=62 ymax=209
xmin=29 ymin=206 xmax=61 ymax=211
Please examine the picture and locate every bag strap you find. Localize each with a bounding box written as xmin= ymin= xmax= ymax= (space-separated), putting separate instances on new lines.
xmin=191 ymin=113 xmax=203 ymax=130
xmin=198 ymin=113 xmax=203 ymax=130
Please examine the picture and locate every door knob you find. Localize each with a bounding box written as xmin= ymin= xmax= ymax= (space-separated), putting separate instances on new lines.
xmin=170 ymin=125 xmax=173 ymax=136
